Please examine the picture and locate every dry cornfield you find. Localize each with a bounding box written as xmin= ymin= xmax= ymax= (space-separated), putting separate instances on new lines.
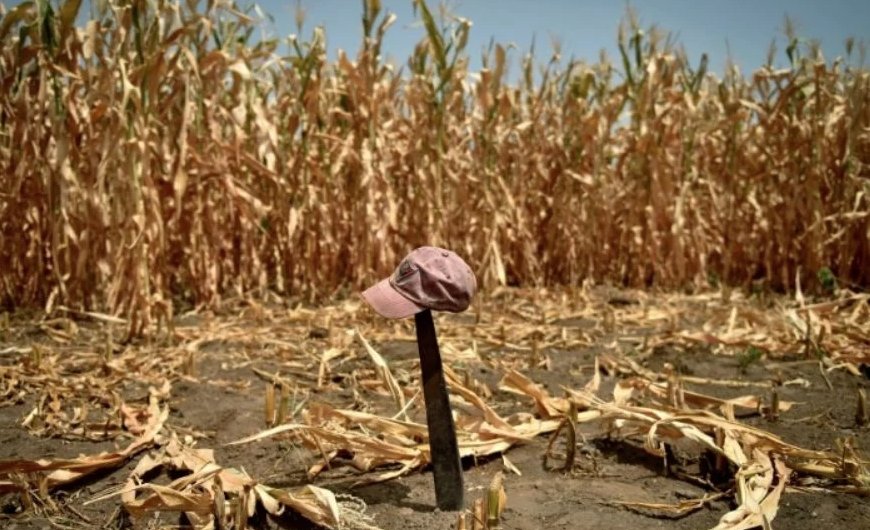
xmin=1 ymin=0 xmax=868 ymax=337
xmin=2 ymin=2 xmax=870 ymax=529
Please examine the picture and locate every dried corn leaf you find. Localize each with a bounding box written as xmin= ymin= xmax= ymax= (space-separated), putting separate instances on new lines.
xmin=0 ymin=402 xmax=167 ymax=494
xmin=356 ymin=329 xmax=407 ymax=415
xmin=88 ymin=434 xmax=371 ymax=530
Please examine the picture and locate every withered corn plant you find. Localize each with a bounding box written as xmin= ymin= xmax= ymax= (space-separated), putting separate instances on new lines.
xmin=1 ymin=0 xmax=869 ymax=337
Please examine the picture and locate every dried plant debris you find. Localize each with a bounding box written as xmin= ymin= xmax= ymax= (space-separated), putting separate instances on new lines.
xmin=607 ymin=491 xmax=730 ymax=520
xmin=227 ymin=372 xmax=565 ymax=485
xmin=1 ymin=287 xmax=870 ymax=529
xmin=86 ymin=435 xmax=384 ymax=530
xmin=504 ymin=369 xmax=870 ymax=529
xmin=1 ymin=336 xmax=180 ymax=442
xmin=0 ymin=398 xmax=167 ymax=496
xmin=2 ymin=0 xmax=870 ymax=522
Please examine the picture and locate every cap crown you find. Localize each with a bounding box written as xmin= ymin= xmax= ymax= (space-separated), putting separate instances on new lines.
xmin=389 ymin=246 xmax=476 ymax=313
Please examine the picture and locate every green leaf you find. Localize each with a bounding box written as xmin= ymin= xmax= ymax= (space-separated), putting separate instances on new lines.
xmin=415 ymin=0 xmax=446 ymax=74
xmin=618 ymin=38 xmax=634 ymax=87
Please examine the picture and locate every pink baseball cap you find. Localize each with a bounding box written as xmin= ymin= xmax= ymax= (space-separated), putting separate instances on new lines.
xmin=362 ymin=246 xmax=477 ymax=319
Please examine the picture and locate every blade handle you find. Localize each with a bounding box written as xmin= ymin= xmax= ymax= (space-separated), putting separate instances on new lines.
xmin=415 ymin=309 xmax=464 ymax=511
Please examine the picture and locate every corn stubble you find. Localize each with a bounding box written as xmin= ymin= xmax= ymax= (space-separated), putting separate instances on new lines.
xmin=2 ymin=287 xmax=870 ymax=529
xmin=1 ymin=0 xmax=868 ymax=337
xmin=3 ymin=0 xmax=870 ymax=528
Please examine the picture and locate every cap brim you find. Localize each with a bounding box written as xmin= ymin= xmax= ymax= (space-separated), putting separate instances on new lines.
xmin=361 ymin=278 xmax=424 ymax=319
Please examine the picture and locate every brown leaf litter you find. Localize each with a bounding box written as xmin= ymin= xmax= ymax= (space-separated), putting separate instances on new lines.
xmin=1 ymin=287 xmax=869 ymax=529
